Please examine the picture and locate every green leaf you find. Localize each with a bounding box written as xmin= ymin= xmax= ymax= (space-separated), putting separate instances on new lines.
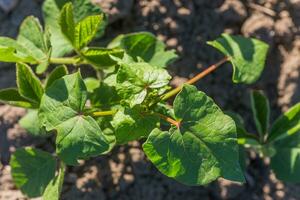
xmin=43 ymin=0 xmax=107 ymax=57
xmin=10 ymin=147 xmax=56 ymax=198
xmin=271 ymin=132 xmax=300 ymax=182
xmin=39 ymin=72 xmax=115 ymax=165
xmin=250 ymin=90 xmax=270 ymax=137
xmin=268 ymin=103 xmax=300 ymax=142
xmin=17 ymin=16 xmax=51 ymax=62
xmin=74 ymin=15 xmax=103 ymax=49
xmin=108 ymin=32 xmax=178 ymax=68
xmin=0 ymin=88 xmax=36 ymax=108
xmin=207 ymin=33 xmax=269 ymax=84
xmin=81 ymin=47 xmax=124 ymax=68
xmin=143 ymin=85 xmax=244 ymax=185
xmin=45 ymin=65 xmax=69 ymax=89
xmin=111 ymin=107 xmax=159 ymax=144
xmin=116 ymin=61 xmax=171 ymax=107
xmin=59 ymin=3 xmax=76 ymax=46
xmin=19 ymin=110 xmax=49 ymax=137
xmin=84 ymin=77 xmax=100 ymax=93
xmin=0 ymin=37 xmax=36 ymax=63
xmin=16 ymin=63 xmax=44 ymax=104
xmin=43 ymin=163 xmax=65 ymax=200
xmin=89 ymin=82 xmax=120 ymax=108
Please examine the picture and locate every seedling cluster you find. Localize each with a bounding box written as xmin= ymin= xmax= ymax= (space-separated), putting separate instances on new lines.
xmin=0 ymin=0 xmax=299 ymax=199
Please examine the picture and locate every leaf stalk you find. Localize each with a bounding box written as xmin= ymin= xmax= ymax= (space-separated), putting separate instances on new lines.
xmin=92 ymin=110 xmax=117 ymax=117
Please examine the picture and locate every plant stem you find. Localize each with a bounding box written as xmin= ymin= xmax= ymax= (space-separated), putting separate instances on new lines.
xmin=92 ymin=110 xmax=117 ymax=117
xmin=161 ymin=57 xmax=230 ymax=101
xmin=155 ymin=113 xmax=181 ymax=128
xmin=49 ymin=57 xmax=80 ymax=65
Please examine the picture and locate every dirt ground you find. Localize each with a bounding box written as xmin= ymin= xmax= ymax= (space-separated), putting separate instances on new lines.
xmin=0 ymin=0 xmax=300 ymax=199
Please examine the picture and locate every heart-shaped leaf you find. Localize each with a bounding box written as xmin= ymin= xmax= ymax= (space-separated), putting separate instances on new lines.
xmin=39 ymin=72 xmax=115 ymax=165
xmin=208 ymin=33 xmax=269 ymax=84
xmin=143 ymin=85 xmax=244 ymax=185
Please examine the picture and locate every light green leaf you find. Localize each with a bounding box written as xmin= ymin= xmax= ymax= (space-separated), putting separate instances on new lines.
xmin=19 ymin=110 xmax=48 ymax=137
xmin=108 ymin=32 xmax=178 ymax=68
xmin=74 ymin=15 xmax=103 ymax=49
xmin=0 ymin=37 xmax=36 ymax=63
xmin=250 ymin=90 xmax=270 ymax=137
xmin=81 ymin=47 xmax=124 ymax=68
xmin=116 ymin=61 xmax=171 ymax=107
xmin=271 ymin=132 xmax=300 ymax=182
xmin=16 ymin=63 xmax=44 ymax=104
xmin=143 ymin=85 xmax=244 ymax=185
xmin=268 ymin=103 xmax=300 ymax=142
xmin=10 ymin=147 xmax=56 ymax=198
xmin=0 ymin=88 xmax=36 ymax=108
xmin=43 ymin=163 xmax=65 ymax=200
xmin=17 ymin=16 xmax=51 ymax=62
xmin=207 ymin=33 xmax=269 ymax=84
xmin=43 ymin=0 xmax=106 ymax=57
xmin=84 ymin=77 xmax=100 ymax=93
xmin=59 ymin=3 xmax=76 ymax=45
xmin=39 ymin=72 xmax=115 ymax=165
xmin=111 ymin=107 xmax=159 ymax=144
xmin=45 ymin=65 xmax=68 ymax=89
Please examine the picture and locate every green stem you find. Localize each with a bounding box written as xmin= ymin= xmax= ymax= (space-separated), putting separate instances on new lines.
xmin=49 ymin=57 xmax=80 ymax=65
xmin=161 ymin=57 xmax=229 ymax=101
xmin=92 ymin=110 xmax=118 ymax=117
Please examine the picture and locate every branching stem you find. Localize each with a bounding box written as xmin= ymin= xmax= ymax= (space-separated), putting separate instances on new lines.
xmin=161 ymin=57 xmax=230 ymax=101
xmin=155 ymin=113 xmax=181 ymax=128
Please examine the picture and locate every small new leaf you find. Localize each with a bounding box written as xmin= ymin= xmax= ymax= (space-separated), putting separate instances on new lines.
xmin=250 ymin=90 xmax=270 ymax=137
xmin=16 ymin=63 xmax=44 ymax=104
xmin=10 ymin=147 xmax=56 ymax=198
xmin=208 ymin=33 xmax=269 ymax=84
xmin=39 ymin=72 xmax=115 ymax=165
xmin=59 ymin=3 xmax=76 ymax=46
xmin=116 ymin=61 xmax=171 ymax=107
xmin=108 ymin=32 xmax=178 ymax=68
xmin=74 ymin=15 xmax=103 ymax=49
xmin=268 ymin=103 xmax=300 ymax=142
xmin=143 ymin=85 xmax=244 ymax=185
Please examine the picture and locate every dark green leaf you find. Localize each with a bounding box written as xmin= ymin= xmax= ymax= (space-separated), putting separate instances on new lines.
xmin=16 ymin=63 xmax=44 ymax=104
xmin=19 ymin=110 xmax=49 ymax=137
xmin=45 ymin=65 xmax=69 ymax=89
xmin=250 ymin=90 xmax=270 ymax=137
xmin=116 ymin=61 xmax=171 ymax=107
xmin=111 ymin=107 xmax=159 ymax=144
xmin=39 ymin=72 xmax=115 ymax=165
xmin=43 ymin=163 xmax=65 ymax=200
xmin=89 ymin=82 xmax=120 ymax=108
xmin=143 ymin=85 xmax=244 ymax=185
xmin=10 ymin=147 xmax=56 ymax=198
xmin=81 ymin=47 xmax=124 ymax=68
xmin=0 ymin=88 xmax=36 ymax=108
xmin=207 ymin=33 xmax=269 ymax=84
xmin=108 ymin=32 xmax=178 ymax=68
xmin=268 ymin=103 xmax=300 ymax=142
